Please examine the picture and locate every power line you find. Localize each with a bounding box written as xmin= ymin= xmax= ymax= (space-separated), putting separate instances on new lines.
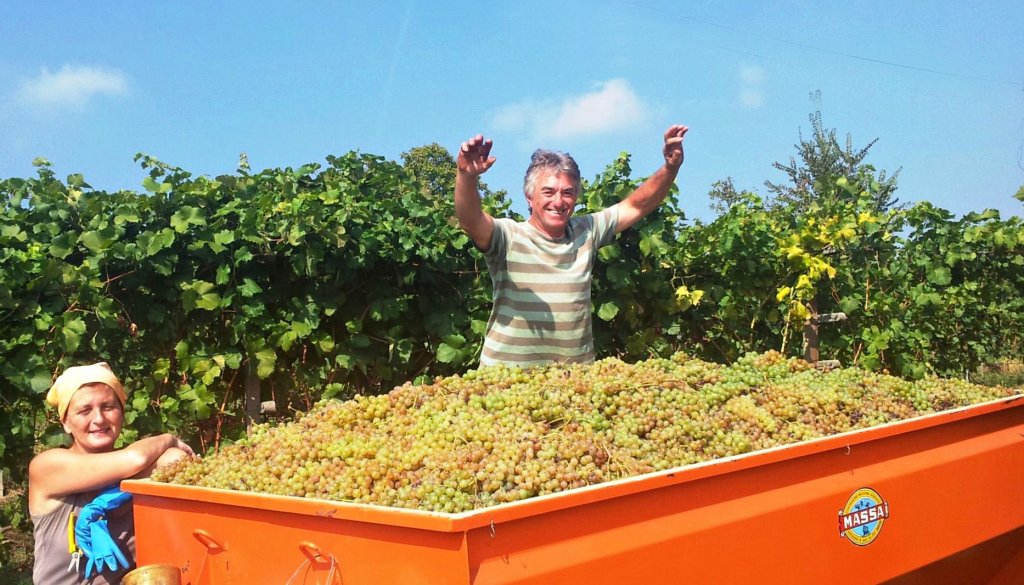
xmin=627 ymin=3 xmax=1022 ymax=88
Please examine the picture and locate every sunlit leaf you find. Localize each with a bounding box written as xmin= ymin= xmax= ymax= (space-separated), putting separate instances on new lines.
xmin=255 ymin=348 xmax=277 ymax=379
xmin=142 ymin=176 xmax=172 ymax=194
xmin=926 ymin=266 xmax=952 ymax=286
xmin=80 ymin=230 xmax=114 ymax=252
xmin=597 ymin=302 xmax=619 ymax=321
xmin=436 ymin=343 xmax=461 ymax=363
xmin=171 ymin=206 xmax=205 ymax=232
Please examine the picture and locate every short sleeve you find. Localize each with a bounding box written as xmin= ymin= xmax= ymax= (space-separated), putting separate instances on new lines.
xmin=485 ymin=218 xmax=515 ymax=259
xmin=592 ymin=206 xmax=619 ymax=248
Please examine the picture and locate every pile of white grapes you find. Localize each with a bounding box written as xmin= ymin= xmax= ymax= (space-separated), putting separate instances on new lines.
xmin=152 ymin=351 xmax=1021 ymax=512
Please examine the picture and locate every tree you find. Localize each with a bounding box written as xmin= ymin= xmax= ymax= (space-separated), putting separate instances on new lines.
xmin=707 ymin=178 xmax=738 ymax=215
xmin=766 ymin=105 xmax=900 ymax=214
xmin=401 ymin=143 xmax=515 ymax=218
xmin=401 ymin=143 xmax=457 ymax=199
xmin=708 ymin=177 xmax=756 ymax=216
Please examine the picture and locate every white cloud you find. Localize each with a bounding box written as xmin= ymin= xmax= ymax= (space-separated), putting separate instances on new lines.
xmin=17 ymin=64 xmax=128 ymax=111
xmin=492 ymin=79 xmax=648 ymax=142
xmin=738 ymin=65 xmax=767 ymax=109
xmin=740 ymin=88 xmax=766 ymax=108
xmin=739 ymin=65 xmax=766 ymax=85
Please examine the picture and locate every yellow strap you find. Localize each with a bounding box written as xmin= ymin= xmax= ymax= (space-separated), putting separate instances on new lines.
xmin=67 ymin=511 xmax=78 ymax=554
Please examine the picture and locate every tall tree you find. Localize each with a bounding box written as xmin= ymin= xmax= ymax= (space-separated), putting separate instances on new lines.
xmin=707 ymin=177 xmax=761 ymax=216
xmin=766 ymin=105 xmax=900 ymax=214
xmin=401 ymin=143 xmax=514 ymax=217
xmin=401 ymin=143 xmax=457 ymax=199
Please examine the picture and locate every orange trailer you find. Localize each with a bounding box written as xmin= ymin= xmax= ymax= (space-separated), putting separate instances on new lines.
xmin=123 ymin=395 xmax=1024 ymax=584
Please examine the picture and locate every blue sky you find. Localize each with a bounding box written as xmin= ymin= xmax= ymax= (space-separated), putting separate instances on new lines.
xmin=2 ymin=1 xmax=1021 ymax=222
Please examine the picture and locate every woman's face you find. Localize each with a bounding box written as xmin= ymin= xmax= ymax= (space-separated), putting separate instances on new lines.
xmin=62 ymin=383 xmax=124 ymax=453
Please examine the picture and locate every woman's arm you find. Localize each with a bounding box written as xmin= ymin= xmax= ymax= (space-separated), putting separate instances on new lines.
xmin=28 ymin=434 xmax=193 ymax=515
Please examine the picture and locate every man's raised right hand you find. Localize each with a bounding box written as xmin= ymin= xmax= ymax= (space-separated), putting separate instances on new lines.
xmin=457 ymin=134 xmax=497 ymax=176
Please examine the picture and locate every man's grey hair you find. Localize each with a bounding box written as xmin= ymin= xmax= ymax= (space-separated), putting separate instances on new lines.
xmin=523 ymin=149 xmax=581 ymax=199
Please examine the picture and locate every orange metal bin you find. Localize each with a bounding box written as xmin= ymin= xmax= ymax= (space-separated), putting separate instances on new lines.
xmin=123 ymin=395 xmax=1024 ymax=584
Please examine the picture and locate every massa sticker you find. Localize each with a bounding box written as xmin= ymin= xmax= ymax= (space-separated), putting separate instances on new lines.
xmin=838 ymin=487 xmax=890 ymax=546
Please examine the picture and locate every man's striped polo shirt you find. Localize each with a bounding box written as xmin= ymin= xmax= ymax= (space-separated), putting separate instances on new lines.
xmin=479 ymin=207 xmax=618 ymax=367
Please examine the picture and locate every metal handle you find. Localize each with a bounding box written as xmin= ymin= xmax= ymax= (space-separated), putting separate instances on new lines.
xmin=298 ymin=541 xmax=328 ymax=563
xmin=286 ymin=542 xmax=339 ymax=584
xmin=192 ymin=529 xmax=225 ymax=552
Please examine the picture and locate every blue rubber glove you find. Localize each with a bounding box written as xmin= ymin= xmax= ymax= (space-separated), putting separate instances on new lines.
xmin=74 ymin=485 xmax=133 ymax=576
xmin=83 ymin=518 xmax=131 ymax=578
xmin=85 ymin=485 xmax=133 ymax=513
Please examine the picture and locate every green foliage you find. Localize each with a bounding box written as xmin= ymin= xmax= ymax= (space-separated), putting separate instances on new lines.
xmin=680 ymin=179 xmax=1024 ymax=379
xmin=697 ymin=108 xmax=1023 ymax=377
xmin=0 ymin=152 xmax=495 ymax=485
xmin=846 ymin=204 xmax=1024 ymax=377
xmin=676 ymin=192 xmax=784 ymax=361
xmin=580 ymin=153 xmax=692 ymax=360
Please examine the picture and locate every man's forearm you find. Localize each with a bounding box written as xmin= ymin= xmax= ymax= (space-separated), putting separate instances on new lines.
xmin=616 ymin=164 xmax=680 ymax=232
xmin=455 ymin=171 xmax=483 ymax=224
xmin=454 ymin=171 xmax=495 ymax=249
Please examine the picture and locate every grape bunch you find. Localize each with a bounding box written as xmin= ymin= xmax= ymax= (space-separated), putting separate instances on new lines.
xmin=152 ymin=351 xmax=1020 ymax=513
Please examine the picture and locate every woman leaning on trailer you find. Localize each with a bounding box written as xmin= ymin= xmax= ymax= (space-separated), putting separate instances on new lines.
xmin=28 ymin=362 xmax=194 ymax=584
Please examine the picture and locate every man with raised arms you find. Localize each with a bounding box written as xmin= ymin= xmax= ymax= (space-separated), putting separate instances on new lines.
xmin=454 ymin=124 xmax=688 ymax=367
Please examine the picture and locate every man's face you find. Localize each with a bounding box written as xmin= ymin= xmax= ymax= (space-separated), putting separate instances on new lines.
xmin=527 ymin=170 xmax=578 ymax=239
